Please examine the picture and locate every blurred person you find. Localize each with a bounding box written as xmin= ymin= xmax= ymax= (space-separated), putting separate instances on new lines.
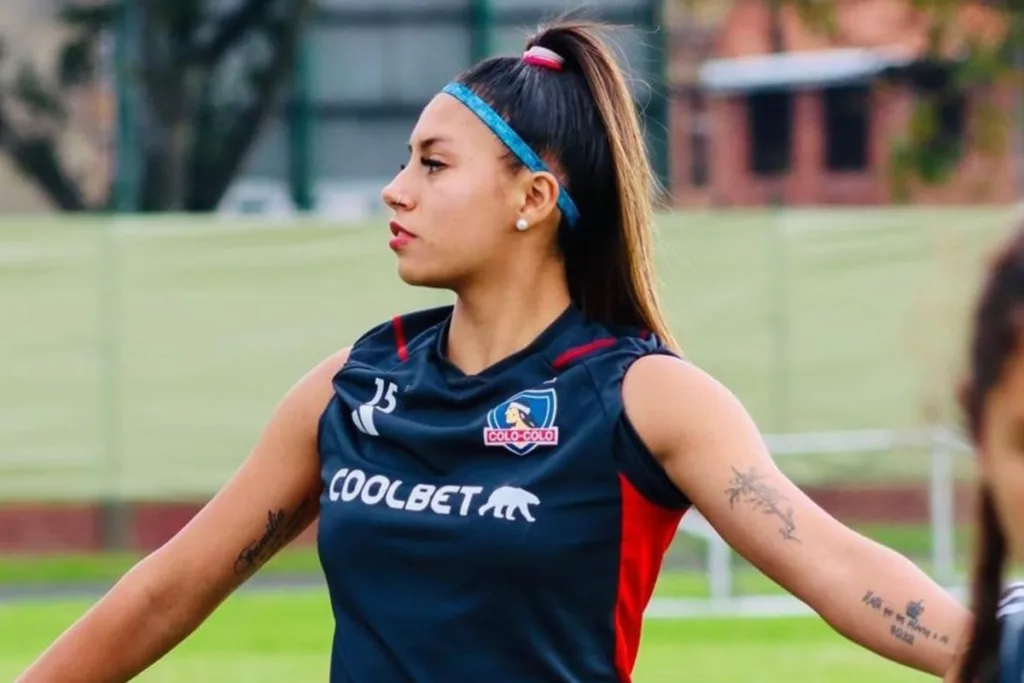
xmin=955 ymin=227 xmax=1024 ymax=683
xmin=19 ymin=20 xmax=972 ymax=683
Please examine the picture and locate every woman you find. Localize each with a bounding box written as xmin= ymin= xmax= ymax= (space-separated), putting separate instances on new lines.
xmin=956 ymin=227 xmax=1024 ymax=683
xmin=19 ymin=21 xmax=970 ymax=682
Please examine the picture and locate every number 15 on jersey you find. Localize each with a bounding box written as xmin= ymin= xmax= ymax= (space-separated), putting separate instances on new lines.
xmin=352 ymin=377 xmax=398 ymax=436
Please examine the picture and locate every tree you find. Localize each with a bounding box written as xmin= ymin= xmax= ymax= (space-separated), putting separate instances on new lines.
xmin=0 ymin=0 xmax=313 ymax=212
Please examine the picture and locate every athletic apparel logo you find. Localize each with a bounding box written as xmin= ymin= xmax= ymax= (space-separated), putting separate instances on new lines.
xmin=483 ymin=388 xmax=559 ymax=456
xmin=352 ymin=377 xmax=398 ymax=436
xmin=478 ymin=486 xmax=540 ymax=523
xmin=326 ymin=468 xmax=539 ymax=524
xmin=999 ymin=581 xmax=1024 ymax=618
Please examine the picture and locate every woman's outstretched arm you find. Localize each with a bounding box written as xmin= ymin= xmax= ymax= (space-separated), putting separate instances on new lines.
xmin=16 ymin=347 xmax=349 ymax=683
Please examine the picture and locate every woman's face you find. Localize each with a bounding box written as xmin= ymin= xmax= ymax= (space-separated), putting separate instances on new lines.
xmin=379 ymin=93 xmax=527 ymax=290
xmin=979 ymin=341 xmax=1024 ymax=563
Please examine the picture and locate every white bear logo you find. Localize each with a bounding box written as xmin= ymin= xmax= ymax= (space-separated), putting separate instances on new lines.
xmin=478 ymin=486 xmax=540 ymax=523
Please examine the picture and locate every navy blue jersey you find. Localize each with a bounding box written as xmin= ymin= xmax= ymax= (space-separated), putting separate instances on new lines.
xmin=316 ymin=305 xmax=691 ymax=682
xmin=1001 ymin=585 xmax=1024 ymax=683
xmin=1001 ymin=612 xmax=1024 ymax=683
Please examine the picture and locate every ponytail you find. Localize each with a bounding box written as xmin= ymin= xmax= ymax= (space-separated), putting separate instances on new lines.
xmin=957 ymin=487 xmax=1007 ymax=683
xmin=531 ymin=24 xmax=679 ymax=351
xmin=456 ymin=21 xmax=680 ymax=351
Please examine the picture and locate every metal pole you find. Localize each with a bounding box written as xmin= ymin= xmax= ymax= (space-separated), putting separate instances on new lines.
xmin=469 ymin=0 xmax=492 ymax=63
xmin=645 ymin=0 xmax=671 ymax=193
xmin=289 ymin=30 xmax=313 ymax=211
xmin=708 ymin=534 xmax=733 ymax=606
xmin=97 ymin=220 xmax=126 ymax=550
xmin=113 ymin=0 xmax=140 ymax=213
xmin=98 ymin=0 xmax=134 ymax=550
xmin=769 ymin=194 xmax=790 ymax=432
xmin=929 ymin=427 xmax=956 ymax=586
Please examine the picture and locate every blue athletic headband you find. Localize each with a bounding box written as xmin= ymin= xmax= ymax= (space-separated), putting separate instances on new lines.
xmin=441 ymin=82 xmax=582 ymax=229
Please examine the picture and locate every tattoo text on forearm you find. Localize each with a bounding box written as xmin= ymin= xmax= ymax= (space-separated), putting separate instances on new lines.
xmin=862 ymin=590 xmax=951 ymax=647
xmin=234 ymin=496 xmax=315 ymax=576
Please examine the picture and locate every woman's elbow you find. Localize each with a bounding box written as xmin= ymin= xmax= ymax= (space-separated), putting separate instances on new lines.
xmin=133 ymin=549 xmax=226 ymax=634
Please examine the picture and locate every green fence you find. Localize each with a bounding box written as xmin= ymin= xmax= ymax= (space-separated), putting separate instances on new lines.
xmin=1 ymin=207 xmax=1014 ymax=504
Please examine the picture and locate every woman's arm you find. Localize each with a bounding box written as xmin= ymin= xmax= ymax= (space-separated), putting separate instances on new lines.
xmin=16 ymin=347 xmax=350 ymax=683
xmin=623 ymin=354 xmax=971 ymax=678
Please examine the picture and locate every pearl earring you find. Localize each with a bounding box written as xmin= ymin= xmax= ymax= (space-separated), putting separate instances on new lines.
xmin=515 ymin=218 xmax=529 ymax=231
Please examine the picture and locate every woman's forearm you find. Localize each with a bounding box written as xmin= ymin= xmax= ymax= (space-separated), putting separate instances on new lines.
xmin=16 ymin=562 xmax=203 ymax=683
xmin=819 ymin=539 xmax=971 ymax=677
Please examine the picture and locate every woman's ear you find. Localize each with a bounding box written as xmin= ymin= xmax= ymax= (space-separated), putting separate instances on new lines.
xmin=516 ymin=170 xmax=560 ymax=228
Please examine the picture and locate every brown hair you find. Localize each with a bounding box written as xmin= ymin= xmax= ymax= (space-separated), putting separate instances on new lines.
xmin=956 ymin=226 xmax=1024 ymax=683
xmin=456 ymin=20 xmax=679 ymax=351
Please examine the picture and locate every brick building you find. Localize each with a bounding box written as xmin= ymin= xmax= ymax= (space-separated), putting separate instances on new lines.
xmin=668 ymin=0 xmax=1016 ymax=207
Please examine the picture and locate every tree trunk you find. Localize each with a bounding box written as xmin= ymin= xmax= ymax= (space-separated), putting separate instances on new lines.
xmin=0 ymin=0 xmax=314 ymax=213
xmin=189 ymin=0 xmax=314 ymax=210
xmin=0 ymin=106 xmax=86 ymax=210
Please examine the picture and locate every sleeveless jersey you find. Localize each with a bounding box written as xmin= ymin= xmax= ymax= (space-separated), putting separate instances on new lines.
xmin=316 ymin=305 xmax=691 ymax=682
xmin=1001 ymin=584 xmax=1024 ymax=683
xmin=1001 ymin=612 xmax=1024 ymax=683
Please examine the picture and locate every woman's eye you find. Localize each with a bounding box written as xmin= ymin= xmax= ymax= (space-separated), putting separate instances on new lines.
xmin=421 ymin=157 xmax=445 ymax=173
xmin=399 ymin=158 xmax=445 ymax=174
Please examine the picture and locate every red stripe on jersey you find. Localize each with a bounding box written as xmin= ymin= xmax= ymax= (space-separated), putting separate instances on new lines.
xmin=552 ymin=338 xmax=616 ymax=369
xmin=392 ymin=315 xmax=409 ymax=362
xmin=613 ymin=474 xmax=686 ymax=681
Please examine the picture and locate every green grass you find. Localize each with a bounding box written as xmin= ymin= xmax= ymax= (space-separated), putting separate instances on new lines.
xmin=0 ymin=522 xmax=973 ymax=597
xmin=0 ymin=208 xmax=1015 ymax=500
xmin=0 ymin=590 xmax=934 ymax=682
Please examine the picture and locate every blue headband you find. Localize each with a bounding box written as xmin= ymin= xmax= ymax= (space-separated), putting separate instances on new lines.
xmin=442 ymin=82 xmax=582 ymax=229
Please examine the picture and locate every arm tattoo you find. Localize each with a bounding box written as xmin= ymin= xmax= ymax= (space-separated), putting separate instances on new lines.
xmin=724 ymin=466 xmax=801 ymax=543
xmin=861 ymin=591 xmax=951 ymax=647
xmin=233 ymin=496 xmax=315 ymax=576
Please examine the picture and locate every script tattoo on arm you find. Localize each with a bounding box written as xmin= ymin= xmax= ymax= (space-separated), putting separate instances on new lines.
xmin=233 ymin=496 xmax=316 ymax=577
xmin=861 ymin=590 xmax=952 ymax=647
xmin=724 ymin=466 xmax=801 ymax=543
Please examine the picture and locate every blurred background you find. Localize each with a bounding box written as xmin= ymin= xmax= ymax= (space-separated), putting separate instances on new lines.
xmin=0 ymin=0 xmax=1020 ymax=681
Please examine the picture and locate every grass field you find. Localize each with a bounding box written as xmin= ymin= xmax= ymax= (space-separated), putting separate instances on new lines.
xmin=0 ymin=590 xmax=936 ymax=682
xmin=0 ymin=207 xmax=1016 ymax=501
xmin=0 ymin=524 xmax=978 ymax=683
xmin=3 ymin=207 xmax=1005 ymax=682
